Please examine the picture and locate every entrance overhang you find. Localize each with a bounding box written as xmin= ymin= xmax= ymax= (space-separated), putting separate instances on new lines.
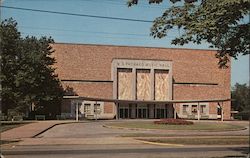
xmin=63 ymin=96 xmax=232 ymax=120
xmin=63 ymin=96 xmax=231 ymax=104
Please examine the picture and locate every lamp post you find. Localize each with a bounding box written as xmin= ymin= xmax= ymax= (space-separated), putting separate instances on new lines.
xmin=197 ymin=102 xmax=200 ymax=121
xmin=174 ymin=103 xmax=176 ymax=119
xmin=76 ymin=101 xmax=79 ymax=122
xmin=221 ymin=102 xmax=224 ymax=122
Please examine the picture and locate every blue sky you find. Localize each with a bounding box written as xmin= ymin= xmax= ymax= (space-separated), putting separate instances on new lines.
xmin=1 ymin=0 xmax=249 ymax=86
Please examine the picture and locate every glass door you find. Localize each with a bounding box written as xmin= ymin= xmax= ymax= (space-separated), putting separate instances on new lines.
xmin=137 ymin=104 xmax=148 ymax=118
xmin=119 ymin=104 xmax=129 ymax=119
xmin=155 ymin=104 xmax=167 ymax=118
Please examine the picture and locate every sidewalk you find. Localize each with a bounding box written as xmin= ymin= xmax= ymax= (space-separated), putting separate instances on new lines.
xmin=1 ymin=120 xmax=76 ymax=140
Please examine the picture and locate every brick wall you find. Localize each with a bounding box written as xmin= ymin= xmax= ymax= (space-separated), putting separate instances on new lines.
xmin=52 ymin=43 xmax=231 ymax=119
xmin=62 ymin=82 xmax=113 ymax=99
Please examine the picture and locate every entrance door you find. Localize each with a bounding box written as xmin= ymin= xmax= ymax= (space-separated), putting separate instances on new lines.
xmin=137 ymin=104 xmax=148 ymax=118
xmin=138 ymin=109 xmax=147 ymax=118
xmin=155 ymin=104 xmax=167 ymax=118
xmin=119 ymin=104 xmax=129 ymax=119
xmin=156 ymin=109 xmax=165 ymax=118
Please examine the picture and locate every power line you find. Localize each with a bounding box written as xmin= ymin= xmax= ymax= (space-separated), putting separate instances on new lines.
xmin=20 ymin=32 xmax=150 ymax=40
xmin=21 ymin=30 xmax=177 ymax=40
xmin=19 ymin=25 xmax=179 ymax=38
xmin=19 ymin=26 xmax=150 ymax=37
xmin=1 ymin=5 xmax=154 ymax=23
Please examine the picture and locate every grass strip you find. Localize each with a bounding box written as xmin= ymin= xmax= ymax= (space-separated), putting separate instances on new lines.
xmin=138 ymin=137 xmax=249 ymax=145
xmin=106 ymin=121 xmax=244 ymax=131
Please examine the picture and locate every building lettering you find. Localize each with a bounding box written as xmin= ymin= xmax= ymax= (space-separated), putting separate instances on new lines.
xmin=116 ymin=60 xmax=171 ymax=69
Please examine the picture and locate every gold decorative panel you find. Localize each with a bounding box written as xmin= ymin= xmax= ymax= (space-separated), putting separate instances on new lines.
xmin=118 ymin=68 xmax=133 ymax=100
xmin=155 ymin=70 xmax=169 ymax=100
xmin=136 ymin=69 xmax=151 ymax=100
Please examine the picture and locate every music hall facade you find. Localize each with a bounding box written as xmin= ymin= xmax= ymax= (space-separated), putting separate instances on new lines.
xmin=52 ymin=43 xmax=231 ymax=120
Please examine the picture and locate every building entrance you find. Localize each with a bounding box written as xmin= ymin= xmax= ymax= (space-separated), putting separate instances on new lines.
xmin=155 ymin=105 xmax=168 ymax=118
xmin=137 ymin=104 xmax=148 ymax=118
xmin=118 ymin=103 xmax=172 ymax=119
xmin=119 ymin=104 xmax=130 ymax=119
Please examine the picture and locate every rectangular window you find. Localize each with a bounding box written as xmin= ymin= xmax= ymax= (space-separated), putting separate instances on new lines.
xmin=182 ymin=105 xmax=189 ymax=114
xmin=137 ymin=69 xmax=151 ymax=100
xmin=118 ymin=68 xmax=133 ymax=100
xmin=94 ymin=104 xmax=101 ymax=114
xmin=154 ymin=70 xmax=169 ymax=101
xmin=191 ymin=105 xmax=197 ymax=114
xmin=200 ymin=105 xmax=206 ymax=114
xmin=84 ymin=104 xmax=91 ymax=114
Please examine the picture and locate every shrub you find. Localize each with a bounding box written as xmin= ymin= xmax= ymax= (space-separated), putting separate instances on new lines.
xmin=154 ymin=118 xmax=194 ymax=125
xmin=235 ymin=111 xmax=250 ymax=120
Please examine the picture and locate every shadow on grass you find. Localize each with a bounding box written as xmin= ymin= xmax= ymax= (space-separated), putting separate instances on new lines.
xmin=228 ymin=147 xmax=249 ymax=155
xmin=212 ymin=147 xmax=249 ymax=158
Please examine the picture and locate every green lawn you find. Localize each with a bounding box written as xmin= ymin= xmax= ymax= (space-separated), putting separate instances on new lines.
xmin=138 ymin=136 xmax=249 ymax=145
xmin=106 ymin=121 xmax=245 ymax=131
xmin=0 ymin=121 xmax=33 ymax=132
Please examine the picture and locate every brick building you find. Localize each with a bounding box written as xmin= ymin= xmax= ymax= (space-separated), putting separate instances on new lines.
xmin=52 ymin=43 xmax=231 ymax=120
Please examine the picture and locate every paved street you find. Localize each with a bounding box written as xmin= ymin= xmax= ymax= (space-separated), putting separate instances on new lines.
xmin=1 ymin=120 xmax=249 ymax=158
xmin=2 ymin=144 xmax=249 ymax=158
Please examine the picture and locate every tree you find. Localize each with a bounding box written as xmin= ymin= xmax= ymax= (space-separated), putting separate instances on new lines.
xmin=128 ymin=0 xmax=250 ymax=67
xmin=0 ymin=18 xmax=64 ymax=118
xmin=231 ymin=83 xmax=250 ymax=112
xmin=231 ymin=83 xmax=250 ymax=120
xmin=0 ymin=18 xmax=21 ymax=113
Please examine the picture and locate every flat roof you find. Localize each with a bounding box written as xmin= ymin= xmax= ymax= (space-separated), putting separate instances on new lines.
xmin=53 ymin=42 xmax=218 ymax=52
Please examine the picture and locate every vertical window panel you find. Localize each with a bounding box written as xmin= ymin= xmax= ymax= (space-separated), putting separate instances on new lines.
xmin=182 ymin=105 xmax=189 ymax=114
xmin=118 ymin=68 xmax=133 ymax=100
xmin=136 ymin=69 xmax=151 ymax=100
xmin=155 ymin=70 xmax=169 ymax=100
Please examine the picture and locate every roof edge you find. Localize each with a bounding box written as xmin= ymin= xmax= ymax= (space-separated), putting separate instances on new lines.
xmin=52 ymin=42 xmax=218 ymax=52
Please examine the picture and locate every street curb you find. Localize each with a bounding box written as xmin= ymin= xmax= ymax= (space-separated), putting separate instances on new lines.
xmin=136 ymin=139 xmax=184 ymax=147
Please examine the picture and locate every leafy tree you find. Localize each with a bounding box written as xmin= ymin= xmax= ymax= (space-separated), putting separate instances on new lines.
xmin=0 ymin=18 xmax=21 ymax=113
xmin=64 ymin=86 xmax=78 ymax=96
xmin=0 ymin=18 xmax=64 ymax=118
xmin=231 ymin=83 xmax=250 ymax=112
xmin=128 ymin=0 xmax=250 ymax=67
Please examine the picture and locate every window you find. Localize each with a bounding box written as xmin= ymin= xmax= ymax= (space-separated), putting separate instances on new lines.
xmin=191 ymin=105 xmax=197 ymax=114
xmin=182 ymin=105 xmax=189 ymax=114
xmin=181 ymin=103 xmax=209 ymax=116
xmin=84 ymin=104 xmax=91 ymax=114
xmin=94 ymin=104 xmax=101 ymax=114
xmin=200 ymin=105 xmax=206 ymax=114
